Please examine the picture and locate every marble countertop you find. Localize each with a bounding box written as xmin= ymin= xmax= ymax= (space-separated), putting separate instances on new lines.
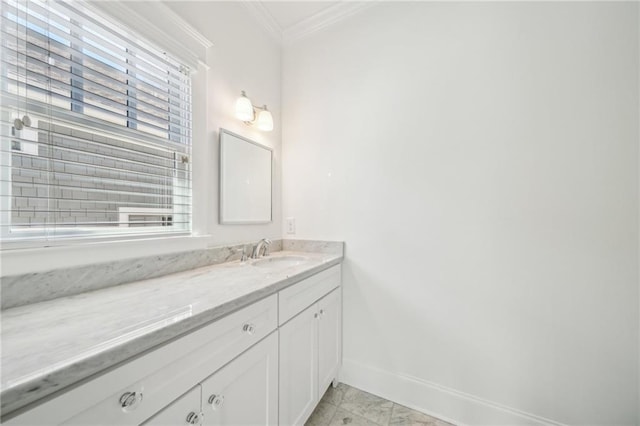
xmin=0 ymin=250 xmax=343 ymax=415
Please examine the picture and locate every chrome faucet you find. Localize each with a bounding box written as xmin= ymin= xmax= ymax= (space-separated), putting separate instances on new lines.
xmin=251 ymin=238 xmax=272 ymax=259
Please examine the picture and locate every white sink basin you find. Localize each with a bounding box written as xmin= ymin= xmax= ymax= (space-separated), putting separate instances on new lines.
xmin=251 ymin=255 xmax=309 ymax=269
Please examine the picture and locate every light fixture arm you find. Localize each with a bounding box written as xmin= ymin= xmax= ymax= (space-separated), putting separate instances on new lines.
xmin=235 ymin=91 xmax=273 ymax=131
xmin=243 ymin=104 xmax=268 ymax=123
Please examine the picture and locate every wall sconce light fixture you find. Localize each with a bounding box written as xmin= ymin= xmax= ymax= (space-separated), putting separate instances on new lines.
xmin=235 ymin=91 xmax=274 ymax=132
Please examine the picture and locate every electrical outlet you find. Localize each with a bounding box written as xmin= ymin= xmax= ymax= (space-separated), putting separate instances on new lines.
xmin=286 ymin=217 xmax=296 ymax=234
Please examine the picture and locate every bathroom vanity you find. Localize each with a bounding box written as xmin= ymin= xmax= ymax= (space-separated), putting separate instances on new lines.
xmin=1 ymin=245 xmax=343 ymax=426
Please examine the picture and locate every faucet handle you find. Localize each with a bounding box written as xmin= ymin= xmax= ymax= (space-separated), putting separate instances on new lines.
xmin=232 ymin=246 xmax=247 ymax=262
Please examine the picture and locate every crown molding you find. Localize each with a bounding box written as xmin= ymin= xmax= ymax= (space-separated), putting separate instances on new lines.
xmin=241 ymin=1 xmax=377 ymax=46
xmin=283 ymin=1 xmax=378 ymax=45
xmin=240 ymin=1 xmax=283 ymax=44
xmin=153 ymin=2 xmax=214 ymax=49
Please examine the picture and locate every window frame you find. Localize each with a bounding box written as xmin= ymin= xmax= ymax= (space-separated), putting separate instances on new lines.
xmin=0 ymin=0 xmax=195 ymax=248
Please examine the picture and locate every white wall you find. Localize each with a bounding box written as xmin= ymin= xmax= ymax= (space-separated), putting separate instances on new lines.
xmin=282 ymin=2 xmax=639 ymax=425
xmin=2 ymin=1 xmax=282 ymax=275
xmin=164 ymin=1 xmax=282 ymax=245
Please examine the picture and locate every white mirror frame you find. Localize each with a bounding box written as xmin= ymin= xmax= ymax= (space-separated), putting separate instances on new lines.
xmin=219 ymin=129 xmax=273 ymax=224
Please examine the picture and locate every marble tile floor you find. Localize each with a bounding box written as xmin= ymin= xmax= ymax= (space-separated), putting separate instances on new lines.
xmin=305 ymin=383 xmax=456 ymax=426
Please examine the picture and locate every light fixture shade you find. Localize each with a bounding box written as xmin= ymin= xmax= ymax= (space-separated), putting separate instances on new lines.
xmin=235 ymin=92 xmax=254 ymax=122
xmin=256 ymin=108 xmax=273 ymax=132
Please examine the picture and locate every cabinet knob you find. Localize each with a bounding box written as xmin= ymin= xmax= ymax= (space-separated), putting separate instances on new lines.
xmin=242 ymin=323 xmax=256 ymax=335
xmin=320 ymin=309 xmax=325 ymax=316
xmin=186 ymin=411 xmax=203 ymax=425
xmin=119 ymin=391 xmax=143 ymax=411
xmin=314 ymin=313 xmax=319 ymax=319
xmin=208 ymin=394 xmax=225 ymax=410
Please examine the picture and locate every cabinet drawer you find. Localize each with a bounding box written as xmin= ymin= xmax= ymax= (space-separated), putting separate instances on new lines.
xmin=279 ymin=265 xmax=341 ymax=325
xmin=8 ymin=294 xmax=277 ymax=426
xmin=141 ymin=385 xmax=202 ymax=426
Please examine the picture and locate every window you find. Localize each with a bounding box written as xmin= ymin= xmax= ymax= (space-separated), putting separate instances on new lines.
xmin=0 ymin=0 xmax=192 ymax=244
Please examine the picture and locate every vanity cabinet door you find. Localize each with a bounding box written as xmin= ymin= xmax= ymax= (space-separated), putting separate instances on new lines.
xmin=201 ymin=332 xmax=278 ymax=426
xmin=318 ymin=288 xmax=341 ymax=394
xmin=140 ymin=385 xmax=202 ymax=426
xmin=279 ymin=304 xmax=319 ymax=426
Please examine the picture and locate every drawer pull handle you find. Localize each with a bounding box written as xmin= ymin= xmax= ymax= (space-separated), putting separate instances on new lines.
xmin=119 ymin=391 xmax=143 ymax=411
xmin=242 ymin=323 xmax=256 ymax=335
xmin=208 ymin=394 xmax=225 ymax=410
xmin=186 ymin=411 xmax=203 ymax=425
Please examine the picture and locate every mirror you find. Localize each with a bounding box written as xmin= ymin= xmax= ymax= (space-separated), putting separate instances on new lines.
xmin=219 ymin=129 xmax=273 ymax=224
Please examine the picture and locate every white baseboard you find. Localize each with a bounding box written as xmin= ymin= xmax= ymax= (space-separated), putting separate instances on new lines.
xmin=340 ymin=359 xmax=567 ymax=426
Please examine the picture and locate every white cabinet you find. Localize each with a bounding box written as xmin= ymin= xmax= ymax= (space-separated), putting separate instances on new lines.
xmin=318 ymin=288 xmax=341 ymax=394
xmin=141 ymin=386 xmax=202 ymax=426
xmin=5 ymin=263 xmax=342 ymax=426
xmin=279 ymin=265 xmax=341 ymax=325
xmin=8 ymin=295 xmax=278 ymax=426
xmin=141 ymin=332 xmax=278 ymax=426
xmin=279 ymin=304 xmax=319 ymax=426
xmin=201 ymin=332 xmax=278 ymax=426
xmin=279 ymin=288 xmax=342 ymax=426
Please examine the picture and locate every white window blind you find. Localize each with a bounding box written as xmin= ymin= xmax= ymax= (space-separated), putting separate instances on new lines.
xmin=0 ymin=0 xmax=192 ymax=244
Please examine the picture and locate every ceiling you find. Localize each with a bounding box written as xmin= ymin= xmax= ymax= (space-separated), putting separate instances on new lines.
xmin=241 ymin=1 xmax=375 ymax=44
